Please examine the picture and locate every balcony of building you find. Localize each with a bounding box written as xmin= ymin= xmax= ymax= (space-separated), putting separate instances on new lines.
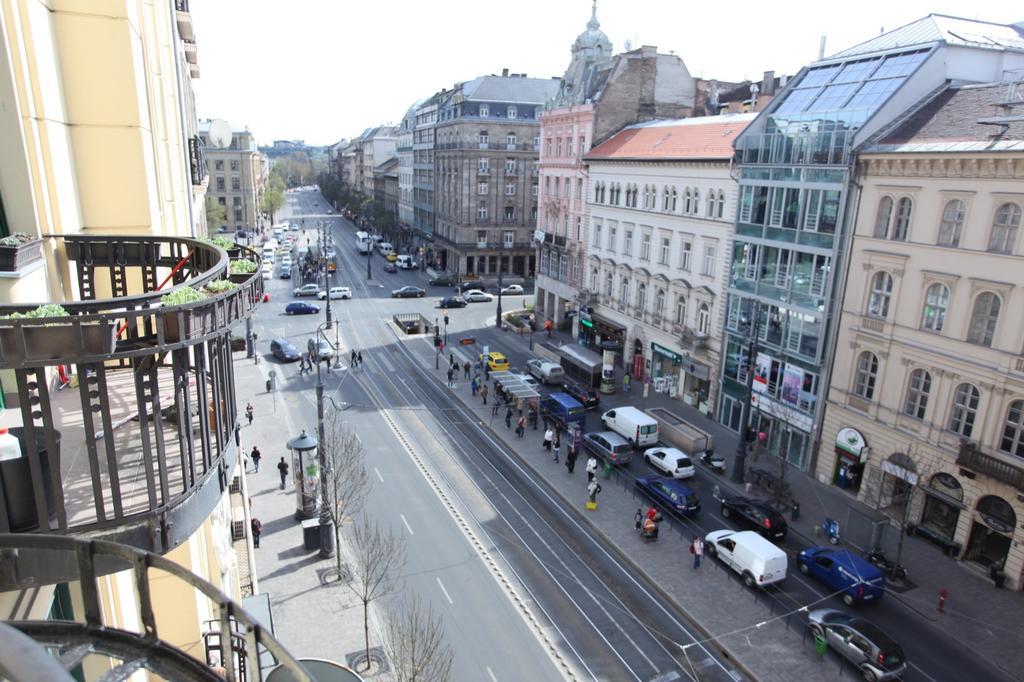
xmin=175 ymin=1 xmax=195 ymax=42
xmin=0 ymin=235 xmax=263 ymax=555
xmin=0 ymin=533 xmax=345 ymax=681
xmin=957 ymin=441 xmax=1024 ymax=492
xmin=183 ymin=40 xmax=199 ymax=66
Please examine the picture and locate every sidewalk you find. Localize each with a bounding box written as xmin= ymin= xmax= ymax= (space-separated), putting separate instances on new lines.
xmin=492 ymin=324 xmax=1024 ymax=678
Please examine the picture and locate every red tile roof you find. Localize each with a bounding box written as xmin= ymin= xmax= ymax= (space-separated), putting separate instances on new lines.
xmin=585 ymin=114 xmax=755 ymax=161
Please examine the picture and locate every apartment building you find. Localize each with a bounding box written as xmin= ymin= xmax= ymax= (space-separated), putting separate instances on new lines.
xmin=200 ymin=122 xmax=266 ymax=233
xmin=397 ymin=105 xmax=417 ymax=227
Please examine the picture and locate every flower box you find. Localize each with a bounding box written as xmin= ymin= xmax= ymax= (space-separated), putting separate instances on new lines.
xmin=0 ymin=321 xmax=116 ymax=363
xmin=0 ymin=238 xmax=43 ymax=272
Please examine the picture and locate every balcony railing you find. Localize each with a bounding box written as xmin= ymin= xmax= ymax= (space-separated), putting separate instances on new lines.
xmin=0 ymin=533 xmax=322 ymax=682
xmin=189 ymin=136 xmax=206 ymax=186
xmin=957 ymin=441 xmax=1024 ymax=492
xmin=175 ymin=1 xmax=195 ymax=42
xmin=0 ymin=235 xmax=263 ymax=553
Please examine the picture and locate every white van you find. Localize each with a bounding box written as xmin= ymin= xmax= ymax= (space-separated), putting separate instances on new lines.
xmin=526 ymin=359 xmax=565 ymax=385
xmin=395 ymin=255 xmax=416 ymax=269
xmin=601 ymin=406 xmax=659 ymax=447
xmin=704 ymin=530 xmax=788 ymax=588
xmin=377 ymin=242 xmax=395 ymax=257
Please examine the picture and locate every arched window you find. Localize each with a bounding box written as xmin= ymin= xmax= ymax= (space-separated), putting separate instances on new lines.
xmin=675 ymin=295 xmax=687 ymax=325
xmin=683 ymin=189 xmax=693 ymax=214
xmin=873 ymin=196 xmax=893 ymax=238
xmin=1000 ymin=399 xmax=1024 ymax=458
xmin=988 ymin=203 xmax=1021 ymax=254
xmin=654 ymin=289 xmax=665 ymax=319
xmin=967 ymin=292 xmax=1000 ymax=346
xmin=707 ymin=191 xmax=716 ymax=217
xmin=662 ymin=187 xmax=671 ymax=211
xmin=948 ymin=383 xmax=980 ymax=437
xmin=692 ymin=189 xmax=701 ymax=215
xmin=590 ymin=268 xmax=599 ymax=292
xmin=903 ymin=368 xmax=932 ymax=419
xmin=853 ymin=351 xmax=879 ymax=400
xmin=670 ymin=188 xmax=678 ymax=212
xmin=921 ymin=283 xmax=949 ymax=332
xmin=938 ymin=199 xmax=965 ymax=247
xmin=892 ymin=197 xmax=912 ymax=240
xmin=697 ymin=303 xmax=711 ymax=335
xmin=619 ymin=278 xmax=630 ymax=307
xmin=716 ymin=191 xmax=726 ymax=219
xmin=867 ymin=271 xmax=893 ymax=318
xmin=636 ymin=283 xmax=647 ymax=314
xmin=604 ymin=273 xmax=613 ymax=297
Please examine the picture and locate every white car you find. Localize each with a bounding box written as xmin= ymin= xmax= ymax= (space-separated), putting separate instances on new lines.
xmin=293 ymin=283 xmax=321 ymax=297
xmin=463 ymin=289 xmax=494 ymax=303
xmin=318 ymin=286 xmax=352 ymax=300
xmin=642 ymin=445 xmax=696 ymax=479
xmin=501 ymin=284 xmax=524 ymax=295
xmin=261 ymin=264 xmax=272 ymax=280
xmin=281 ymin=256 xmax=292 ymax=268
xmin=289 ymin=223 xmax=300 ymax=231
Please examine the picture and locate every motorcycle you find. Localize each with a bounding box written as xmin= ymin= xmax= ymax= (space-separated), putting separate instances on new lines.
xmin=865 ymin=550 xmax=908 ymax=580
xmin=700 ymin=449 xmax=727 ymax=475
xmin=823 ymin=517 xmax=840 ymax=545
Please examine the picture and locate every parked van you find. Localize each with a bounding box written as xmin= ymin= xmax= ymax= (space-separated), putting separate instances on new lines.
xmin=526 ymin=359 xmax=565 ymax=385
xmin=540 ymin=393 xmax=586 ymax=431
xmin=377 ymin=242 xmax=395 ymax=257
xmin=273 ymin=227 xmax=284 ymax=241
xmin=395 ymin=255 xmax=416 ymax=270
xmin=797 ymin=547 xmax=886 ymax=606
xmin=646 ymin=407 xmax=712 ymax=455
xmin=705 ymin=529 xmax=788 ymax=588
xmin=601 ymin=406 xmax=659 ymax=447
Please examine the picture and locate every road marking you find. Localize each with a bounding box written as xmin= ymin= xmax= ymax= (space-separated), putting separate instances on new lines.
xmin=486 ymin=666 xmax=498 ymax=682
xmin=436 ymin=577 xmax=454 ymax=605
xmin=374 ymin=467 xmax=384 ymax=483
xmin=400 ymin=514 xmax=414 ymax=536
xmin=377 ymin=354 xmax=395 ymax=373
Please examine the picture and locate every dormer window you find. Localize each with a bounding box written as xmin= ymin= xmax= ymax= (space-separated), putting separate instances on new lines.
xmin=479 ymin=104 xmax=489 ymax=117
xmin=508 ymin=106 xmax=517 ymax=119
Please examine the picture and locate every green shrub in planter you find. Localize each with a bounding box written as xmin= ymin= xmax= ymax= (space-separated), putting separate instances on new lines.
xmin=199 ymin=236 xmax=237 ymax=250
xmin=229 ymin=259 xmax=258 ymax=274
xmin=2 ymin=303 xmax=70 ymax=320
xmin=0 ymin=233 xmax=36 ymax=247
xmin=160 ymin=287 xmax=207 ymax=307
xmin=204 ymin=280 xmax=237 ymax=295
xmin=0 ymin=303 xmax=116 ymax=362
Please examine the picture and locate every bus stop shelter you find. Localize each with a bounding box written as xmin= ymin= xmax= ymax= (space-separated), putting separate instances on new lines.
xmin=558 ymin=344 xmax=602 ymax=388
xmin=490 ymin=371 xmax=541 ymax=428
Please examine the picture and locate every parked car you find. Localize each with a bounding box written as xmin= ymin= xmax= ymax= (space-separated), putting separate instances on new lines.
xmin=500 ymin=284 xmax=524 ymax=295
xmin=439 ymin=296 xmax=467 ymax=309
xmin=279 ymin=265 xmax=292 ymax=279
xmin=601 ymin=406 xmax=659 ymax=447
xmin=463 ymin=289 xmax=494 ymax=303
xmin=526 ymin=359 xmax=565 ymax=385
xmin=285 ymin=301 xmax=320 ymax=315
xmin=383 ymin=261 xmax=398 ymax=273
xmin=704 ymin=529 xmax=788 ymax=588
xmin=642 ymin=444 xmax=696 ymax=479
xmin=391 ymin=286 xmax=425 ymax=298
xmin=806 ymin=609 xmax=906 ymax=681
xmin=385 ymin=252 xmax=398 ymax=263
xmin=429 ymin=274 xmax=457 ymax=286
xmin=634 ymin=476 xmax=700 ymax=517
xmin=454 ymin=281 xmax=479 ymax=293
xmin=307 ymin=337 xmax=334 ymax=362
xmin=798 ymin=547 xmax=886 ymax=606
xmin=293 ymin=284 xmax=321 ymax=297
xmin=582 ymin=431 xmax=633 ymax=465
xmin=561 ymin=380 xmax=600 ymax=409
xmin=261 ymin=265 xmax=272 ymax=280
xmin=270 ymin=338 xmax=300 ymax=362
xmin=539 ymin=393 xmax=586 ymax=431
xmin=479 ymin=352 xmax=510 ymax=371
xmin=720 ymin=496 xmax=788 ymax=540
xmin=318 ymin=287 xmax=352 ymax=300
xmin=395 ymin=255 xmax=417 ymax=269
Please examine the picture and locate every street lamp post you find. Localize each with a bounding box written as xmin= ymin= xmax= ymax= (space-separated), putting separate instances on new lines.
xmin=434 ymin=317 xmax=440 ymax=369
xmin=495 ymin=239 xmax=504 ymax=329
xmin=366 ymin=234 xmax=372 ymax=281
xmin=730 ymin=300 xmax=761 ymax=485
xmin=315 ymin=324 xmax=336 ymax=559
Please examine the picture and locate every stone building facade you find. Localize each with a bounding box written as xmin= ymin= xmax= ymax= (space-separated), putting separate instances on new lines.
xmin=397 ymin=106 xmax=416 ymax=227
xmin=819 ymin=81 xmax=1024 ymax=589
xmin=200 ymin=122 xmax=265 ymax=234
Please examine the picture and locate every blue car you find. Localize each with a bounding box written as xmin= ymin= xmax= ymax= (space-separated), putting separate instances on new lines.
xmin=634 ymin=476 xmax=701 ymax=517
xmin=798 ymin=547 xmax=886 ymax=606
xmin=285 ymin=301 xmax=320 ymax=315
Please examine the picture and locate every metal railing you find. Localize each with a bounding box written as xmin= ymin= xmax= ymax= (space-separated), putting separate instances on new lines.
xmin=0 ymin=533 xmax=315 ymax=682
xmin=957 ymin=442 xmax=1024 ymax=492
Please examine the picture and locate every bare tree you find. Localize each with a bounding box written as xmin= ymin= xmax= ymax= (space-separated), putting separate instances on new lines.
xmin=346 ymin=517 xmax=406 ymax=671
xmin=322 ymin=412 xmax=371 ymax=576
xmin=384 ymin=594 xmax=454 ymax=682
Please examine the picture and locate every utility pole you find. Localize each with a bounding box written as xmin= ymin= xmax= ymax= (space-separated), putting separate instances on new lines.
xmin=316 ymin=324 xmax=336 ymax=559
xmin=731 ymin=299 xmax=761 ymax=484
xmin=495 ymin=238 xmax=504 ymax=329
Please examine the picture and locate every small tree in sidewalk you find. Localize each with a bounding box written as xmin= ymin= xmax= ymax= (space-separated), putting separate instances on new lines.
xmin=384 ymin=594 xmax=454 ymax=682
xmin=322 ymin=412 xmax=371 ymax=578
xmin=346 ymin=517 xmax=406 ymax=672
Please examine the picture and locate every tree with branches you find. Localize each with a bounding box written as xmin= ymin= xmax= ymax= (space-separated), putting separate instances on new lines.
xmin=262 ymin=175 xmax=285 ymax=224
xmin=345 ymin=518 xmax=406 ymax=672
xmin=321 ymin=411 xmax=371 ymax=577
xmin=205 ymin=196 xmax=227 ymax=232
xmin=384 ymin=594 xmax=454 ymax=682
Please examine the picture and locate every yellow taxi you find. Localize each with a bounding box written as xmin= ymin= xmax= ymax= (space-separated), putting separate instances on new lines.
xmin=385 ymin=252 xmax=398 ymax=262
xmin=479 ymin=352 xmax=510 ymax=371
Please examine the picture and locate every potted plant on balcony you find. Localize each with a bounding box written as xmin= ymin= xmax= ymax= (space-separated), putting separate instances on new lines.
xmin=228 ymin=258 xmax=258 ymax=283
xmin=0 ymin=232 xmax=43 ymax=272
xmin=0 ymin=303 xmax=117 ymax=363
xmin=160 ymin=287 xmax=207 ymax=342
xmin=201 ymin=236 xmax=240 ymax=258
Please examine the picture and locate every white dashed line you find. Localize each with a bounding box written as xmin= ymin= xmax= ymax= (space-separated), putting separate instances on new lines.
xmin=400 ymin=514 xmax=414 ymax=536
xmin=486 ymin=666 xmax=498 ymax=682
xmin=436 ymin=577 xmax=454 ymax=605
xmin=374 ymin=467 xmax=384 ymax=483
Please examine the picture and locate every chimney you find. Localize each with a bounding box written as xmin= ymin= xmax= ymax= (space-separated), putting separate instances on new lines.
xmin=502 ymin=68 xmax=509 ymax=77
xmin=762 ymin=70 xmax=775 ymax=95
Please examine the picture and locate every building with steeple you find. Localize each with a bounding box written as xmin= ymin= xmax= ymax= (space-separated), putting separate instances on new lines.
xmin=534 ymin=1 xmax=697 ymax=337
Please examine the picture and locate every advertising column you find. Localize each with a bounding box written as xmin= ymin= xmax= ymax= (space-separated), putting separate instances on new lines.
xmin=600 ymin=349 xmax=617 ymax=394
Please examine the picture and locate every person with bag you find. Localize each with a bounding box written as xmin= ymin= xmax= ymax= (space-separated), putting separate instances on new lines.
xmin=586 ymin=456 xmax=598 ymax=481
xmin=250 ymin=518 xmax=263 ymax=548
xmin=516 ymin=415 xmax=526 ymax=437
xmin=250 ymin=446 xmax=262 ymax=473
xmin=690 ymin=535 xmax=704 ymax=570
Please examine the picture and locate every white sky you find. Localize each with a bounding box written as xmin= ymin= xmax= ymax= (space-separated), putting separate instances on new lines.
xmin=189 ymin=0 xmax=1022 ymax=146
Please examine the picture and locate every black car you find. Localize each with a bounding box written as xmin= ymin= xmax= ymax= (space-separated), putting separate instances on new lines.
xmin=439 ymin=296 xmax=467 ymax=309
xmin=454 ymin=281 xmax=479 ymax=293
xmin=561 ymin=380 xmax=600 ymax=409
xmin=391 ymin=286 xmax=425 ymax=298
xmin=383 ymin=261 xmax=398 ymax=273
xmin=285 ymin=301 xmax=320 ymax=315
xmin=270 ymin=338 xmax=300 ymax=362
xmin=429 ymin=274 xmax=456 ymax=286
xmin=720 ymin=496 xmax=788 ymax=540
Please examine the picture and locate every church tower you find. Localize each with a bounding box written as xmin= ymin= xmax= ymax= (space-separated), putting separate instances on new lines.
xmin=550 ymin=1 xmax=613 ymax=107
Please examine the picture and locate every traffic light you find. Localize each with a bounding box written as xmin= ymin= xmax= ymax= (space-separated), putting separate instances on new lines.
xmin=444 ymin=314 xmax=450 ymax=326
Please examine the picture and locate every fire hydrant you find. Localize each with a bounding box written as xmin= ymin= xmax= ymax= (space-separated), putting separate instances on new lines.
xmin=937 ymin=588 xmax=948 ymax=613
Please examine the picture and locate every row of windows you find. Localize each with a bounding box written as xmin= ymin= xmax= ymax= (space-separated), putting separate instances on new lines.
xmin=473 ymin=132 xmax=540 ymax=149
xmin=873 ymin=197 xmax=1022 ymax=254
xmin=738 ymin=185 xmax=840 ymax=235
xmin=440 ymin=103 xmax=540 ymax=121
xmin=544 ymin=134 xmax=588 ymax=159
xmin=214 ymin=176 xmax=243 ymax=191
xmin=591 ymin=222 xmax=718 ymax=276
xmin=592 ymin=182 xmax=727 ymax=219
xmin=543 ymin=174 xmax=585 ymax=200
xmin=477 ymin=181 xmax=538 ymax=196
xmin=212 ymin=160 xmax=240 ymax=172
xmin=851 ymin=356 xmax=1024 ymax=459
xmin=590 ymin=268 xmax=713 ymax=334
xmin=865 ymin=271 xmax=1003 ymax=347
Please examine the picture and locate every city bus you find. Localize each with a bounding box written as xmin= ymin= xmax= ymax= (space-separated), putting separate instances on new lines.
xmin=355 ymin=231 xmax=372 ymax=254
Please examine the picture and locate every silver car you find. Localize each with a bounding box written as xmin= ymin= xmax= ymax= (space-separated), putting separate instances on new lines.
xmin=582 ymin=431 xmax=633 ymax=465
xmin=807 ymin=609 xmax=906 ymax=681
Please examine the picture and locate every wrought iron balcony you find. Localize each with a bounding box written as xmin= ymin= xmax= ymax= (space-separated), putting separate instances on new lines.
xmin=0 ymin=533 xmax=321 ymax=681
xmin=957 ymin=441 xmax=1024 ymax=492
xmin=174 ymin=1 xmax=195 ymax=42
xmin=0 ymin=235 xmax=263 ymax=554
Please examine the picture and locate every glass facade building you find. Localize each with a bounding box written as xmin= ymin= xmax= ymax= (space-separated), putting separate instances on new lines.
xmin=719 ymin=49 xmax=931 ymax=470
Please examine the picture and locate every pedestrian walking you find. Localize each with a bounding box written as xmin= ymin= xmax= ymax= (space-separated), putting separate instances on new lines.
xmin=351 ymin=349 xmax=357 ymax=367
xmin=449 ymin=353 xmax=456 ymax=368
xmin=690 ymin=535 xmax=704 ymax=570
xmin=250 ymin=518 xmax=262 ymax=548
xmin=447 ymin=367 xmax=454 ymax=388
xmin=245 ymin=402 xmax=254 ymax=426
xmin=277 ymin=457 xmax=289 ymax=490
xmin=491 ymin=402 xmax=500 ymax=418
xmin=250 ymin=446 xmax=262 ymax=473
xmin=586 ymin=456 xmax=598 ymax=482
xmin=505 ymin=407 xmax=513 ymax=429
xmin=566 ymin=445 xmax=577 ymax=473
xmin=624 ymin=372 xmax=632 ymax=392
xmin=471 ymin=378 xmax=478 ymax=396
xmin=553 ymin=437 xmax=560 ymax=463
xmin=481 ymin=384 xmax=489 ymax=405
xmin=463 ymin=361 xmax=471 ymax=379
xmin=543 ymin=427 xmax=554 ymax=453
xmin=357 ymin=351 xmax=363 ymax=366
xmin=516 ymin=415 xmax=526 ymax=437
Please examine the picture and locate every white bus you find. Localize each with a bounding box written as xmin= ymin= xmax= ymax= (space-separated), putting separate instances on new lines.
xmin=355 ymin=231 xmax=372 ymax=254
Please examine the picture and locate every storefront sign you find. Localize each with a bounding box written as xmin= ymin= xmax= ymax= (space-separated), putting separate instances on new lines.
xmin=651 ymin=342 xmax=682 ymax=364
xmin=750 ymin=393 xmax=813 ymax=432
xmin=881 ymin=460 xmax=918 ymax=485
xmin=835 ymin=427 xmax=869 ymax=462
xmin=684 ymin=358 xmax=710 ymax=381
xmin=753 ymin=352 xmax=771 ymax=393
